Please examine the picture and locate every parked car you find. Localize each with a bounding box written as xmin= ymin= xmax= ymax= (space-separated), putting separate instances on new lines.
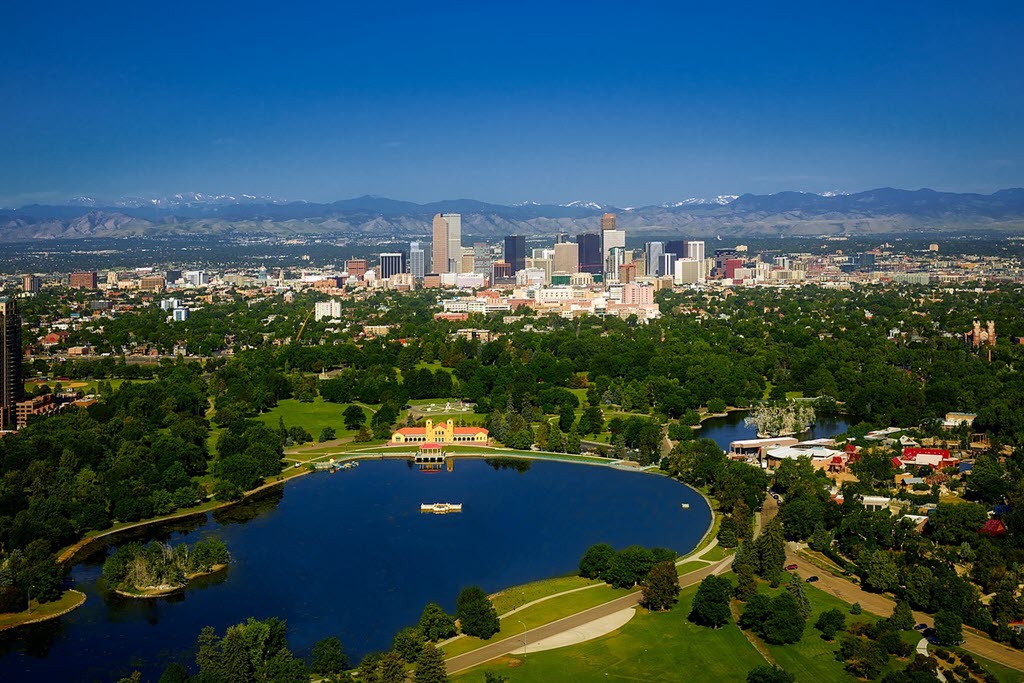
xmin=914 ymin=623 xmax=928 ymax=631
xmin=805 ymin=576 xmax=819 ymax=583
xmin=785 ymin=564 xmax=798 ymax=571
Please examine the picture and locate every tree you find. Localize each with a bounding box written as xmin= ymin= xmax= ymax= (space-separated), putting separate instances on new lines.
xmin=318 ymin=426 xmax=336 ymax=442
xmin=862 ymin=549 xmax=899 ymax=593
xmin=934 ymin=609 xmax=963 ymax=646
xmin=579 ymin=543 xmax=616 ymax=579
xmin=456 ymin=586 xmax=500 ymax=639
xmin=393 ymin=626 xmax=426 ymax=662
xmin=343 ymin=405 xmax=366 ymax=430
xmin=415 ymin=642 xmax=448 ymax=683
xmin=690 ymin=575 xmax=732 ymax=628
xmin=747 ymin=665 xmax=796 ymax=683
xmin=717 ymin=515 xmax=739 ymax=548
xmin=734 ymin=499 xmax=753 ymax=540
xmin=762 ymin=592 xmax=806 ymax=644
xmin=418 ymin=602 xmax=457 ymax=641
xmin=814 ymin=608 xmax=846 ymax=640
xmin=890 ymin=600 xmax=915 ymax=631
xmin=850 ymin=602 xmax=862 ymax=615
xmin=379 ymin=651 xmax=407 ymax=683
xmin=558 ymin=404 xmax=576 ymax=432
xmin=310 ymin=636 xmax=349 ymax=675
xmin=786 ymin=572 xmax=811 ymax=619
xmin=755 ymin=517 xmax=786 ymax=585
xmin=603 ymin=545 xmax=654 ymax=588
xmin=707 ymin=398 xmax=727 ymax=413
xmin=732 ymin=541 xmax=758 ymax=600
xmin=484 ymin=673 xmax=509 ymax=683
xmin=642 ymin=560 xmax=681 ymax=611
xmin=157 ymin=663 xmax=190 ymax=683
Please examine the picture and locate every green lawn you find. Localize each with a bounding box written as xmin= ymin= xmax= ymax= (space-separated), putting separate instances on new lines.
xmin=255 ymin=398 xmax=373 ymax=439
xmin=675 ymin=561 xmax=709 ymax=575
xmin=452 ymin=579 xmax=938 ymax=683
xmin=490 ymin=575 xmax=603 ymax=616
xmin=957 ymin=651 xmax=1024 ymax=683
xmin=452 ymin=582 xmax=765 ymax=682
xmin=443 ymin=585 xmax=634 ymax=659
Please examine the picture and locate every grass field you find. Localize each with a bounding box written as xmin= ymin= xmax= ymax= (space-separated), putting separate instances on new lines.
xmin=254 ymin=398 xmax=373 ymax=439
xmin=0 ymin=590 xmax=86 ymax=631
xmin=452 ymin=579 xmax=943 ymax=683
xmin=490 ymin=575 xmax=603 ymax=616
xmin=442 ymin=585 xmax=635 ymax=659
xmin=451 ymin=582 xmax=765 ymax=682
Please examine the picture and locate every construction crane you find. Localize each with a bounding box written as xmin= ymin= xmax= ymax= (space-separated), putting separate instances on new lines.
xmin=295 ymin=306 xmax=315 ymax=342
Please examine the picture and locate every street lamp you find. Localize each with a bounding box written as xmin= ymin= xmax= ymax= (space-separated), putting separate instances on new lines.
xmin=27 ymin=584 xmax=35 ymax=613
xmin=518 ymin=620 xmax=527 ymax=654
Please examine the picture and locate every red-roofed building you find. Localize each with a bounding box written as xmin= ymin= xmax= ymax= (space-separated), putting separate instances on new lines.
xmin=981 ymin=519 xmax=1007 ymax=537
xmin=901 ymin=447 xmax=958 ymax=469
xmin=391 ymin=419 xmax=488 ymax=445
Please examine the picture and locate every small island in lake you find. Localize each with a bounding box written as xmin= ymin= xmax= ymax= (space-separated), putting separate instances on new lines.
xmin=102 ymin=537 xmax=230 ymax=598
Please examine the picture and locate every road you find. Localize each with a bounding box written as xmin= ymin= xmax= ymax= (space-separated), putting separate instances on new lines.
xmin=445 ymin=556 xmax=732 ymax=675
xmin=786 ymin=546 xmax=1024 ymax=672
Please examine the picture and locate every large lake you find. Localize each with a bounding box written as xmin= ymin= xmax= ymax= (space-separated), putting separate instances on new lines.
xmin=1 ymin=459 xmax=711 ymax=682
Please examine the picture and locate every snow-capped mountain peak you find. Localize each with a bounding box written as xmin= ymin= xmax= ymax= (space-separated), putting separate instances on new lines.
xmin=819 ymin=190 xmax=849 ymax=197
xmin=562 ymin=200 xmax=604 ymax=210
xmin=664 ymin=195 xmax=738 ymax=208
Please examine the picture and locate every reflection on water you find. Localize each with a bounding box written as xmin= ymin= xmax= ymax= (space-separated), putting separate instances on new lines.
xmin=1 ymin=459 xmax=710 ymax=682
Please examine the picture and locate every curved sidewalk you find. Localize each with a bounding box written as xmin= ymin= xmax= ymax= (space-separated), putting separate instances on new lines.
xmin=445 ymin=555 xmax=732 ymax=675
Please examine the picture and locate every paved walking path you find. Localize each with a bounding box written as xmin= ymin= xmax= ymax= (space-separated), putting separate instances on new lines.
xmin=444 ymin=555 xmax=733 ymax=675
xmin=509 ymin=608 xmax=637 ymax=654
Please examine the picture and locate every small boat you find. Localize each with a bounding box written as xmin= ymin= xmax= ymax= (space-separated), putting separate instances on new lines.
xmin=680 ymin=503 xmax=690 ymax=510
xmin=420 ymin=503 xmax=463 ymax=514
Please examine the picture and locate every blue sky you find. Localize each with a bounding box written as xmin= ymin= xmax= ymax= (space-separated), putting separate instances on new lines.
xmin=1 ymin=1 xmax=1022 ymax=207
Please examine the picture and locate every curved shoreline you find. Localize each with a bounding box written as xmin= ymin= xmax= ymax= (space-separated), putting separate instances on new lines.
xmin=112 ymin=563 xmax=229 ymax=599
xmin=0 ymin=590 xmax=87 ymax=633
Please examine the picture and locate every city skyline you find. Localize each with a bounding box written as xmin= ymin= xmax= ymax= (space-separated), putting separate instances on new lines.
xmin=2 ymin=2 xmax=1022 ymax=207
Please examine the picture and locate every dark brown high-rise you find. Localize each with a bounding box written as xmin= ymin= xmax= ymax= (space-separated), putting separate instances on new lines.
xmin=0 ymin=297 xmax=22 ymax=430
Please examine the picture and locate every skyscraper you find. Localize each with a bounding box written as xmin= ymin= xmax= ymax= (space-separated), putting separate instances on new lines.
xmin=409 ymin=242 xmax=426 ymax=280
xmin=553 ymin=242 xmax=579 ymax=273
xmin=665 ymin=240 xmax=687 ymax=260
xmin=379 ymin=252 xmax=406 ymax=279
xmin=645 ymin=242 xmax=665 ymax=277
xmin=686 ymin=240 xmax=706 ymax=263
xmin=22 ymin=275 xmax=41 ymax=293
xmin=602 ymin=229 xmax=626 ymax=279
xmin=0 ymin=297 xmax=22 ymax=431
xmin=504 ymin=235 xmax=526 ymax=274
xmin=473 ymin=243 xmax=491 ymax=275
xmin=576 ymin=233 xmax=602 ymax=274
xmin=601 ymin=212 xmax=617 ymax=232
xmin=432 ymin=213 xmax=462 ymax=273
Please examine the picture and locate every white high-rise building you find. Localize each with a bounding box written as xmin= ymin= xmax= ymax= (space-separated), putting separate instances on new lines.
xmin=183 ymin=270 xmax=208 ymax=287
xmin=409 ymin=242 xmax=425 ymax=280
xmin=674 ymin=258 xmax=702 ymax=285
xmin=602 ymin=230 xmax=626 ymax=279
xmin=660 ymin=253 xmax=676 ymax=277
xmin=685 ymin=241 xmax=705 ymax=264
xmin=314 ymin=299 xmax=343 ymax=321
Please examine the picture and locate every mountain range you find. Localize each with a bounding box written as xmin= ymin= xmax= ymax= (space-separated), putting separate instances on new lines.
xmin=2 ymin=188 xmax=1023 ymax=241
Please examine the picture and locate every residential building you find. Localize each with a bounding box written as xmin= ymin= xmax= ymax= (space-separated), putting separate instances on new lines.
xmin=172 ymin=308 xmax=190 ymax=322
xmin=314 ymin=299 xmax=343 ymax=321
xmin=22 ymin=275 xmax=42 ymax=293
xmin=69 ymin=271 xmax=98 ymax=289
xmin=139 ymin=276 xmax=166 ymax=292
xmin=346 ymin=259 xmax=369 ymax=279
xmin=0 ymin=298 xmax=22 ymax=430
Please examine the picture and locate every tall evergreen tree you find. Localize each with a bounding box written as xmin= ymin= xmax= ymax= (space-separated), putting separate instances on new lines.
xmin=414 ymin=643 xmax=449 ymax=683
xmin=755 ymin=517 xmax=786 ymax=585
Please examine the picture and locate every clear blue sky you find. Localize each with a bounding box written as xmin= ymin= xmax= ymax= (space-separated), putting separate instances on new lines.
xmin=2 ymin=1 xmax=1022 ymax=207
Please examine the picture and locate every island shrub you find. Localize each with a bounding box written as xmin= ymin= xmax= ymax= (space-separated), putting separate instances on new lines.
xmin=103 ymin=538 xmax=228 ymax=594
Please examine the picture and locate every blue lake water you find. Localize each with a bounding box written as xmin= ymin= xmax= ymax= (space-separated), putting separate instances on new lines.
xmin=0 ymin=459 xmax=711 ymax=682
xmin=696 ymin=411 xmax=849 ymax=452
